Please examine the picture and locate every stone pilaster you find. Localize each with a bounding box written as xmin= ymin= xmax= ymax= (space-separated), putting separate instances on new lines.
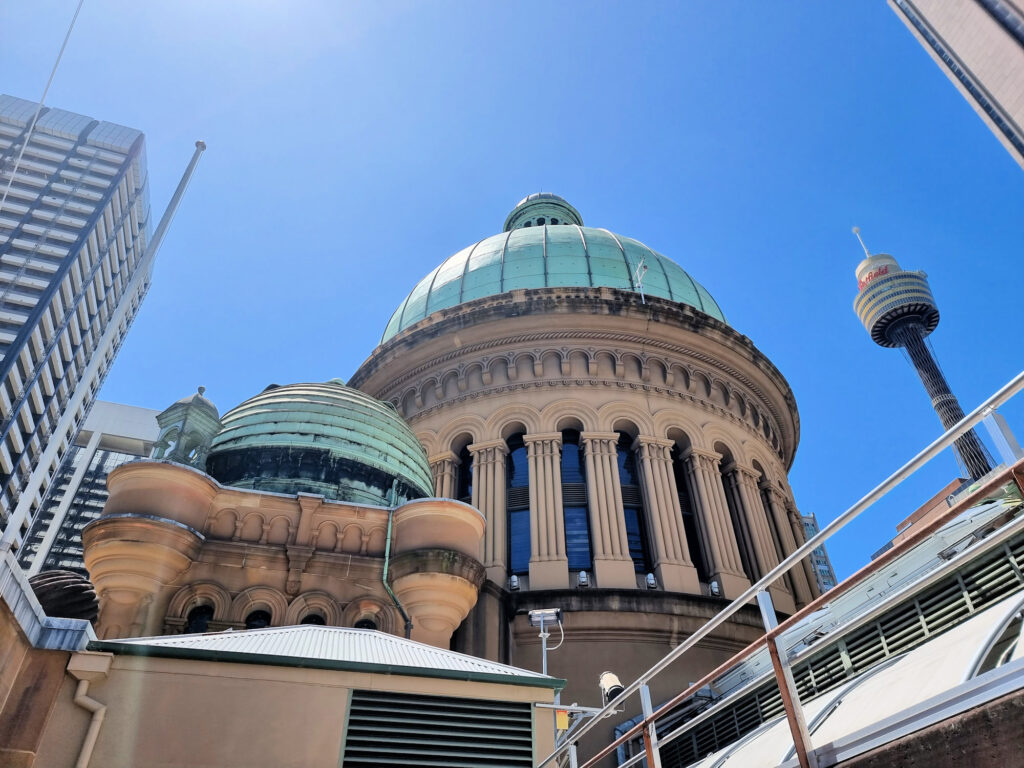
xmin=429 ymin=450 xmax=459 ymax=499
xmin=635 ymin=436 xmax=700 ymax=593
xmin=524 ymin=433 xmax=568 ymax=588
xmin=761 ymin=483 xmax=816 ymax=606
xmin=469 ymin=439 xmax=508 ymax=584
xmin=581 ymin=432 xmax=638 ymax=589
xmin=682 ymin=449 xmax=750 ymax=599
xmin=733 ymin=465 xmax=793 ymax=613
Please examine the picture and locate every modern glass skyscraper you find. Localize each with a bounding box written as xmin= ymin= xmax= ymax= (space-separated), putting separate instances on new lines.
xmin=0 ymin=94 xmax=151 ymax=550
xmin=801 ymin=513 xmax=839 ymax=592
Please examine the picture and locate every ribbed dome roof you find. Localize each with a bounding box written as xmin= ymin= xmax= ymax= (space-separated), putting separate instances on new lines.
xmin=208 ymin=381 xmax=432 ymax=504
xmin=382 ymin=197 xmax=726 ymax=343
xmin=174 ymin=387 xmax=219 ymax=418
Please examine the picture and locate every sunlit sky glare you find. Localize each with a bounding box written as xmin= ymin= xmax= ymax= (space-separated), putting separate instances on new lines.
xmin=4 ymin=1 xmax=1023 ymax=580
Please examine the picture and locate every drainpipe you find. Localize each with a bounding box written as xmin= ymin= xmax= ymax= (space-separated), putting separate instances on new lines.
xmin=67 ymin=651 xmax=113 ymax=768
xmin=383 ymin=480 xmax=414 ymax=639
xmin=72 ymin=680 xmax=106 ymax=768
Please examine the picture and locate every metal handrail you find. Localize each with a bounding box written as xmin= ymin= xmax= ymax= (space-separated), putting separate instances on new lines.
xmin=537 ymin=369 xmax=1024 ymax=768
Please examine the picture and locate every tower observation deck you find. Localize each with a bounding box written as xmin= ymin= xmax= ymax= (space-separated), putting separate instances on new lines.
xmin=852 ymin=231 xmax=991 ymax=480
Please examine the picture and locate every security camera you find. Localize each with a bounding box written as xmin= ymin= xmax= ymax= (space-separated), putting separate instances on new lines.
xmin=599 ymin=671 xmax=624 ymax=705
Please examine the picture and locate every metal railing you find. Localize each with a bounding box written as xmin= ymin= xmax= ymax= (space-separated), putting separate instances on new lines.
xmin=538 ymin=369 xmax=1024 ymax=768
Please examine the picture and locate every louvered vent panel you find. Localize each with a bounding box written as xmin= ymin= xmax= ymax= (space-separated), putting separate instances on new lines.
xmin=562 ymin=483 xmax=587 ymax=506
xmin=621 ymin=485 xmax=643 ymax=507
xmin=343 ymin=690 xmax=533 ymax=767
xmin=506 ymin=486 xmax=530 ymax=510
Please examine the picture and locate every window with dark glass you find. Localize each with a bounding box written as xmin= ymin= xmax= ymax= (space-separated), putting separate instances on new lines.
xmin=672 ymin=446 xmax=710 ymax=581
xmin=300 ymin=613 xmax=326 ymax=625
xmin=456 ymin=445 xmax=473 ymax=503
xmin=506 ymin=434 xmax=531 ymax=575
xmin=617 ymin=433 xmax=650 ymax=572
xmin=244 ymin=610 xmax=272 ymax=629
xmin=560 ymin=430 xmax=592 ymax=571
xmin=354 ymin=618 xmax=378 ymax=630
xmin=185 ymin=604 xmax=214 ymax=634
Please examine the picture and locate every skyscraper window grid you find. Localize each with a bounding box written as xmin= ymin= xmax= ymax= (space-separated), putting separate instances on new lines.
xmin=0 ymin=94 xmax=150 ymax=547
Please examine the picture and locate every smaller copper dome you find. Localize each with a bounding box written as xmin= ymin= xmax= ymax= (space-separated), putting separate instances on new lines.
xmin=28 ymin=569 xmax=99 ymax=623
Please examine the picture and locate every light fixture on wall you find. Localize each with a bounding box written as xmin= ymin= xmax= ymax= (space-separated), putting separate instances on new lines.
xmin=578 ymin=570 xmax=590 ymax=587
xmin=509 ymin=574 xmax=520 ymax=591
xmin=645 ymin=572 xmax=658 ymax=589
xmin=710 ymin=580 xmax=721 ymax=597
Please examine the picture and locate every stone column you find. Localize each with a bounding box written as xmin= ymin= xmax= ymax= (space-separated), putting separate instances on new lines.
xmin=635 ymin=436 xmax=700 ymax=593
xmin=581 ymin=432 xmax=639 ymax=589
xmin=682 ymin=449 xmax=750 ymax=599
xmin=733 ymin=465 xmax=794 ymax=613
xmin=429 ymin=451 xmax=459 ymax=499
xmin=761 ymin=483 xmax=816 ymax=606
xmin=785 ymin=498 xmax=822 ymax=601
xmin=469 ymin=439 xmax=508 ymax=584
xmin=524 ymin=433 xmax=568 ymax=589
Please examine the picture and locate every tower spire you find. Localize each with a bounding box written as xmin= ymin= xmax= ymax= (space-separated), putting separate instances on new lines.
xmin=851 ymin=226 xmax=872 ymax=259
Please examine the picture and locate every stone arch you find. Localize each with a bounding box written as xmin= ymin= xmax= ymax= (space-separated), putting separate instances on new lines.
xmin=312 ymin=521 xmax=341 ymax=551
xmin=702 ymin=426 xmax=746 ymax=466
xmin=485 ymin=355 xmax=511 ymax=385
xmin=167 ymin=582 xmax=231 ymax=620
xmin=653 ymin=410 xmax=707 ymax=451
xmin=342 ymin=595 xmax=395 ymax=634
xmin=340 ymin=523 xmax=365 ymax=554
xmin=594 ymin=350 xmax=617 ymax=378
xmin=463 ymin=361 xmax=486 ymax=391
xmin=511 ymin=350 xmax=539 ymax=380
xmin=399 ymin=388 xmax=418 ymax=417
xmin=648 ymin=358 xmax=669 ymax=386
xmin=693 ymin=370 xmax=713 ymax=398
xmin=540 ymin=349 xmax=564 ymax=378
xmin=620 ymin=352 xmax=644 ymax=381
xmin=230 ymin=586 xmax=289 ymax=625
xmin=205 ymin=507 xmax=237 ymax=539
xmin=486 ymin=403 xmax=542 ymax=438
xmin=597 ymin=401 xmax=655 ymax=435
xmin=239 ymin=511 xmax=266 ymax=542
xmin=440 ymin=369 xmax=461 ymax=399
xmin=567 ymin=348 xmax=591 ymax=378
xmin=265 ymin=514 xmax=292 ymax=545
xmin=285 ymin=591 xmax=341 ymax=626
xmin=365 ymin=525 xmax=387 ymax=555
xmin=437 ymin=414 xmax=487 ymax=450
xmin=419 ymin=376 xmax=441 ymax=408
xmin=540 ymin=400 xmax=599 ymax=433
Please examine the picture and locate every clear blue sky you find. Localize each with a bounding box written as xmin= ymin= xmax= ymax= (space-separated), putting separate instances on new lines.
xmin=4 ymin=2 xmax=1023 ymax=580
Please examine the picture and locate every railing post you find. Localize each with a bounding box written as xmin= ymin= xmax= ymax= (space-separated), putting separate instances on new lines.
xmin=756 ymin=591 xmax=816 ymax=768
xmin=639 ymin=685 xmax=663 ymax=768
xmin=569 ymin=744 xmax=578 ymax=768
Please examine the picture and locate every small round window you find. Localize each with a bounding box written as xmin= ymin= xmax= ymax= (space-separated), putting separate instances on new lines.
xmin=537 ymin=217 xmax=546 ymax=225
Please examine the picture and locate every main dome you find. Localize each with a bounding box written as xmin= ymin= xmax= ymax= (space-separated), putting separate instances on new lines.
xmin=381 ymin=195 xmax=726 ymax=343
xmin=205 ymin=380 xmax=433 ymax=506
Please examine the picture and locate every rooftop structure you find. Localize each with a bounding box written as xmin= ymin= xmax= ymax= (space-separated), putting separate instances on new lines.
xmin=17 ymin=400 xmax=159 ymax=575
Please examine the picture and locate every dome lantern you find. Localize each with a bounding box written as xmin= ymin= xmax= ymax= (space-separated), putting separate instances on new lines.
xmin=503 ymin=192 xmax=584 ymax=231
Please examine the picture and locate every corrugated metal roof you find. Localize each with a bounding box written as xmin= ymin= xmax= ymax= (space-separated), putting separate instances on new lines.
xmin=94 ymin=625 xmax=561 ymax=688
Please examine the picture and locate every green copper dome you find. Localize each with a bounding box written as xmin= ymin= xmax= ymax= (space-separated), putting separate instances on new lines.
xmin=206 ymin=381 xmax=432 ymax=506
xmin=382 ymin=195 xmax=726 ymax=343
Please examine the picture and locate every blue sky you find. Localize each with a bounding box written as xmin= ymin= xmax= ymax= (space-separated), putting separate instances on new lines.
xmin=4 ymin=2 xmax=1022 ymax=580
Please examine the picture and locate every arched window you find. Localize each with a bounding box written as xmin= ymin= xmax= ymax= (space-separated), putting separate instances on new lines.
xmin=354 ymin=618 xmax=378 ymax=630
xmin=671 ymin=445 xmax=710 ymax=581
xmin=561 ymin=430 xmax=592 ymax=571
xmin=616 ymin=433 xmax=650 ymax=572
xmin=300 ymin=613 xmax=326 ymax=625
xmin=245 ymin=610 xmax=272 ymax=629
xmin=506 ymin=433 xmax=531 ymax=575
xmin=185 ymin=604 xmax=214 ymax=634
xmin=456 ymin=444 xmax=473 ymax=503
